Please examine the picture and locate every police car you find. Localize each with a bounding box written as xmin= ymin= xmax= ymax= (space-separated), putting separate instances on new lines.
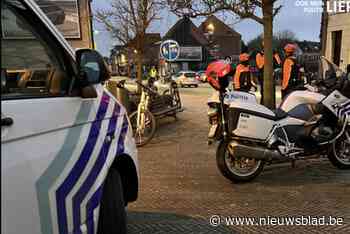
xmin=1 ymin=0 xmax=138 ymax=234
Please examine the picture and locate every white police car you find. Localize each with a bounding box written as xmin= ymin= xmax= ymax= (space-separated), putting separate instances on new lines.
xmin=1 ymin=0 xmax=138 ymax=233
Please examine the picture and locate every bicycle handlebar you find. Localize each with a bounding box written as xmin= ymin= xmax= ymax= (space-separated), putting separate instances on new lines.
xmin=135 ymin=80 xmax=159 ymax=96
xmin=115 ymin=79 xmax=126 ymax=88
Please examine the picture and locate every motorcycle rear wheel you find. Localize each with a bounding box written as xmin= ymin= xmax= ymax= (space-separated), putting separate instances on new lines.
xmin=328 ymin=129 xmax=350 ymax=169
xmin=216 ymin=141 xmax=265 ymax=182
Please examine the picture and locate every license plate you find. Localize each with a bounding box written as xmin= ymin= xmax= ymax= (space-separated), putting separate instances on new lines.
xmin=208 ymin=124 xmax=218 ymax=138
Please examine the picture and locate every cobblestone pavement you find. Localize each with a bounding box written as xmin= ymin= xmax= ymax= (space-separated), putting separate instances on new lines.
xmin=127 ymin=85 xmax=350 ymax=234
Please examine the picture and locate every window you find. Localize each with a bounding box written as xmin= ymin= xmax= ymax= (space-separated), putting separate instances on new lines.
xmin=185 ymin=73 xmax=196 ymax=77
xmin=331 ymin=30 xmax=342 ymax=66
xmin=1 ymin=1 xmax=68 ymax=99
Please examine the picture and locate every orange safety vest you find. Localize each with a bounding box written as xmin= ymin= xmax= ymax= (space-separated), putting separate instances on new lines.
xmin=282 ymin=56 xmax=300 ymax=90
xmin=256 ymin=52 xmax=264 ymax=70
xmin=234 ymin=64 xmax=251 ymax=90
xmin=256 ymin=52 xmax=281 ymax=69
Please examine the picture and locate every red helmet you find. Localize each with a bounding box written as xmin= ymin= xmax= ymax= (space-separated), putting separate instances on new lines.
xmin=206 ymin=61 xmax=232 ymax=91
xmin=239 ymin=53 xmax=250 ymax=62
xmin=284 ymin=43 xmax=297 ymax=54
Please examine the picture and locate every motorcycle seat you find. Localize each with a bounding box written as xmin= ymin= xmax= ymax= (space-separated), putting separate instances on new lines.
xmin=273 ymin=108 xmax=288 ymax=120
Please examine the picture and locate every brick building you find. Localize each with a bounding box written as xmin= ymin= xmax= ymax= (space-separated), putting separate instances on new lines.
xmin=163 ymin=16 xmax=242 ymax=71
xmin=110 ymin=33 xmax=162 ymax=76
xmin=163 ymin=17 xmax=210 ymax=71
xmin=198 ymin=15 xmax=241 ymax=59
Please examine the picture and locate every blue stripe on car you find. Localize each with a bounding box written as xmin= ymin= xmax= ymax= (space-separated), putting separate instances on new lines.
xmin=116 ymin=115 xmax=129 ymax=155
xmin=85 ymin=114 xmax=129 ymax=234
xmin=73 ymin=103 xmax=121 ymax=233
xmin=35 ymin=101 xmax=93 ymax=234
xmin=85 ymin=185 xmax=103 ymax=234
xmin=56 ymin=93 xmax=110 ymax=234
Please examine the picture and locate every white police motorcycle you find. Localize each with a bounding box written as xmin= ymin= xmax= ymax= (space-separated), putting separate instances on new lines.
xmin=207 ymin=57 xmax=350 ymax=182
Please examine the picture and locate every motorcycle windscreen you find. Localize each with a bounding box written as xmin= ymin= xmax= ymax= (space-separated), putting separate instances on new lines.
xmin=318 ymin=57 xmax=345 ymax=87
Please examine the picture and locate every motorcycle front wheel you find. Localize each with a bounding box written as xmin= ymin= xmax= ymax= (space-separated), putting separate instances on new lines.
xmin=328 ymin=128 xmax=350 ymax=169
xmin=216 ymin=141 xmax=265 ymax=182
xmin=129 ymin=110 xmax=156 ymax=147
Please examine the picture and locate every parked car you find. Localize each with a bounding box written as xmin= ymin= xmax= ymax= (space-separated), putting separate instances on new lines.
xmin=1 ymin=1 xmax=138 ymax=234
xmin=197 ymin=70 xmax=207 ymax=82
xmin=172 ymin=71 xmax=199 ymax=87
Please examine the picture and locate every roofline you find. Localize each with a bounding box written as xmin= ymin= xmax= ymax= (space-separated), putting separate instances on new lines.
xmin=163 ymin=17 xmax=209 ymax=45
xmin=198 ymin=15 xmax=241 ymax=37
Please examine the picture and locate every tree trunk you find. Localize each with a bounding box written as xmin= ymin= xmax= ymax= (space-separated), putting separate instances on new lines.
xmin=262 ymin=0 xmax=275 ymax=109
xmin=128 ymin=49 xmax=131 ymax=78
xmin=136 ymin=52 xmax=143 ymax=93
xmin=320 ymin=0 xmax=328 ymax=56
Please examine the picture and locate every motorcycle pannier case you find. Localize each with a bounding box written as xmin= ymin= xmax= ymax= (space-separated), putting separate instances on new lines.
xmin=228 ymin=102 xmax=275 ymax=140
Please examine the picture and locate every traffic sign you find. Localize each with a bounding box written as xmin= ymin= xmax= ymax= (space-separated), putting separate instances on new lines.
xmin=160 ymin=40 xmax=180 ymax=62
xmin=225 ymin=56 xmax=232 ymax=64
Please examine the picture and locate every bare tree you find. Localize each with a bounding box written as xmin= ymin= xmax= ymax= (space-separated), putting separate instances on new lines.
xmin=275 ymin=30 xmax=297 ymax=42
xmin=247 ymin=30 xmax=298 ymax=51
xmin=95 ymin=0 xmax=163 ymax=91
xmin=168 ymin=0 xmax=283 ymax=108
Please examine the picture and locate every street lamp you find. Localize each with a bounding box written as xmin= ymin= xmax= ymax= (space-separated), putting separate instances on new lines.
xmin=207 ymin=23 xmax=215 ymax=35
xmin=206 ymin=23 xmax=215 ymax=61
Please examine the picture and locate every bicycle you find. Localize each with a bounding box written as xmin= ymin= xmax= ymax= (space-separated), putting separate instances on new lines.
xmin=129 ymin=80 xmax=157 ymax=147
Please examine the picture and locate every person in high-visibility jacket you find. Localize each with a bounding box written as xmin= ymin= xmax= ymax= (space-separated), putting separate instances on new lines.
xmin=282 ymin=43 xmax=302 ymax=98
xmin=149 ymin=66 xmax=157 ymax=79
xmin=255 ymin=42 xmax=282 ymax=104
xmin=233 ymin=53 xmax=257 ymax=92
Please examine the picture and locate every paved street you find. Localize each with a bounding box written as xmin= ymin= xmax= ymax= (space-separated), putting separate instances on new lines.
xmin=127 ymin=84 xmax=350 ymax=234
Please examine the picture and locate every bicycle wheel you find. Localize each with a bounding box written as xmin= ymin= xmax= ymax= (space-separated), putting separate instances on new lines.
xmin=129 ymin=110 xmax=156 ymax=147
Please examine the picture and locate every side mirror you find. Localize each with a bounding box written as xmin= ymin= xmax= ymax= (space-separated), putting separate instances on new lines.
xmin=76 ymin=49 xmax=111 ymax=85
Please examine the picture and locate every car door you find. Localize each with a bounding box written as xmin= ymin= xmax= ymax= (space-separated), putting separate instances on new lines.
xmin=1 ymin=1 xmax=105 ymax=234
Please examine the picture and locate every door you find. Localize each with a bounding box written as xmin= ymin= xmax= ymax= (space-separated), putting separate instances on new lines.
xmin=1 ymin=1 xmax=101 ymax=234
xmin=332 ymin=30 xmax=342 ymax=66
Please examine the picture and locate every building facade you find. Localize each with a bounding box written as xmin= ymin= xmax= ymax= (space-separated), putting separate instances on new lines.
xmin=68 ymin=0 xmax=94 ymax=49
xmin=324 ymin=10 xmax=350 ymax=70
xmin=37 ymin=0 xmax=94 ymax=49
xmin=163 ymin=17 xmax=210 ymax=72
xmin=198 ymin=15 xmax=242 ymax=59
xmin=109 ymin=15 xmax=242 ymax=76
xmin=163 ymin=16 xmax=242 ymax=72
xmin=110 ymin=33 xmax=162 ymax=76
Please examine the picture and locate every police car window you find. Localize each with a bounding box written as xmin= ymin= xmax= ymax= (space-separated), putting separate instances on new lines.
xmin=1 ymin=1 xmax=67 ymax=99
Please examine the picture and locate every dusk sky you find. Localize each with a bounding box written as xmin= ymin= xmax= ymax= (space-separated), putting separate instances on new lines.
xmin=92 ymin=0 xmax=323 ymax=56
